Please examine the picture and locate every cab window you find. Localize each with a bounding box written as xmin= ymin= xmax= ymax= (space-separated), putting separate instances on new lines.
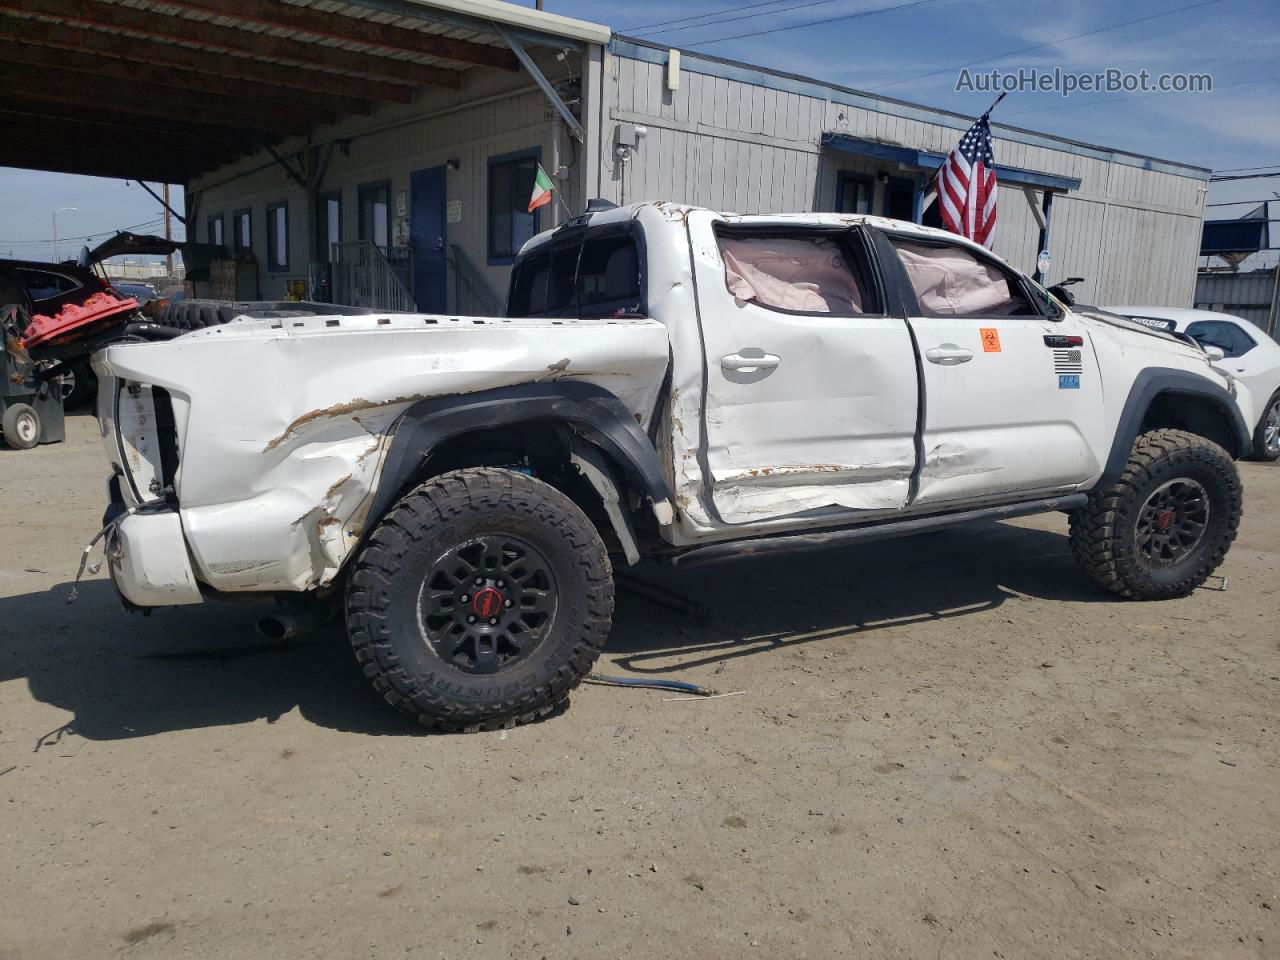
xmin=715 ymin=230 xmax=874 ymax=315
xmin=1185 ymin=320 xmax=1256 ymax=359
xmin=507 ymin=240 xmax=579 ymax=318
xmin=889 ymin=238 xmax=1037 ymax=318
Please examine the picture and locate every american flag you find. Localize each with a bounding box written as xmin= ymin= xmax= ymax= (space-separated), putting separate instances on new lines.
xmin=937 ymin=111 xmax=998 ymax=248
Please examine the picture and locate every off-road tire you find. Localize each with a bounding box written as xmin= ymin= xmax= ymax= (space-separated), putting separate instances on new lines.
xmin=1249 ymin=389 xmax=1280 ymax=462
xmin=2 ymin=402 xmax=40 ymax=450
xmin=346 ymin=468 xmax=613 ymax=731
xmin=1069 ymin=429 xmax=1241 ymax=599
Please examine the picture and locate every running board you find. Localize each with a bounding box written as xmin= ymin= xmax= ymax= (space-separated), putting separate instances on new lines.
xmin=672 ymin=494 xmax=1089 ymax=568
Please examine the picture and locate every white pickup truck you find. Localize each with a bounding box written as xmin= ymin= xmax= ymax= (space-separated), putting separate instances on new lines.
xmin=91 ymin=202 xmax=1253 ymax=731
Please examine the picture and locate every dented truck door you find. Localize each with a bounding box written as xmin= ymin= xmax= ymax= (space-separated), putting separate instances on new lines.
xmin=685 ymin=211 xmax=918 ymax=525
xmin=877 ymin=231 xmax=1105 ymax=505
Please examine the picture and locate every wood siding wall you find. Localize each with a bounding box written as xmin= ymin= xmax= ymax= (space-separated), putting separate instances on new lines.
xmin=601 ymin=53 xmax=1207 ymax=307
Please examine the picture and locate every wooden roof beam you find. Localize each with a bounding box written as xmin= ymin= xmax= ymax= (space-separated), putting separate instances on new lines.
xmin=0 ymin=78 xmax=316 ymax=136
xmin=0 ymin=16 xmax=414 ymax=103
xmin=0 ymin=0 xmax=461 ymax=88
xmin=0 ymin=39 xmax=374 ymax=116
xmin=157 ymin=0 xmax=519 ymax=71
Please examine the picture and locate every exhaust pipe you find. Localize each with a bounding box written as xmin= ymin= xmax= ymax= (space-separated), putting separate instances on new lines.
xmin=256 ymin=600 xmax=334 ymax=641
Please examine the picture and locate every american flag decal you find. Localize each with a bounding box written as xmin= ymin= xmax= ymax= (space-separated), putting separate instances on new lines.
xmin=937 ymin=113 xmax=998 ymax=248
xmin=1053 ymin=348 xmax=1084 ymax=375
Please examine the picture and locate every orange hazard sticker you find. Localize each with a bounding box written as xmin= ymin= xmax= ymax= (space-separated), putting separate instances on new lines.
xmin=980 ymin=327 xmax=1002 ymax=352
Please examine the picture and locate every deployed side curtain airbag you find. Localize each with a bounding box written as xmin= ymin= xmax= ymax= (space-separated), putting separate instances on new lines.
xmin=893 ymin=241 xmax=1020 ymax=316
xmin=720 ymin=236 xmax=864 ymax=314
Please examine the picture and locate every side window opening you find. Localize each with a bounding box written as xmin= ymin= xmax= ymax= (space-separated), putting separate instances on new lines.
xmin=891 ymin=238 xmax=1038 ymax=318
xmin=577 ymin=233 xmax=642 ymax=318
xmin=716 ymin=231 xmax=873 ymax=316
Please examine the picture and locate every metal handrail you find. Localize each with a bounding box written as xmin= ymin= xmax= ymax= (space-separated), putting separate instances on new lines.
xmin=328 ymin=240 xmax=416 ymax=312
xmin=448 ymin=243 xmax=503 ymax=316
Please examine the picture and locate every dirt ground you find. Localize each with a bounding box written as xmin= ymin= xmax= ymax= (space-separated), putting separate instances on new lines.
xmin=1 ymin=412 xmax=1277 ymax=960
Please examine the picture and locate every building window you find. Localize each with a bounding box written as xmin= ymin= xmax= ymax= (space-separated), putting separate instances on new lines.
xmin=232 ymin=208 xmax=252 ymax=255
xmin=358 ymin=181 xmax=391 ymax=250
xmin=836 ymin=173 xmax=873 ymax=214
xmin=207 ymin=214 xmax=224 ymax=248
xmin=267 ymin=201 xmax=289 ymax=272
xmin=488 ymin=149 xmax=541 ymax=264
xmin=316 ymin=190 xmax=342 ymax=261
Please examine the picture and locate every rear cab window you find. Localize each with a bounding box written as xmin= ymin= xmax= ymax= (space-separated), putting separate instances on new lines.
xmin=886 ymin=237 xmax=1042 ymax=318
xmin=713 ymin=228 xmax=879 ymax=316
xmin=507 ymin=224 xmax=645 ymax=320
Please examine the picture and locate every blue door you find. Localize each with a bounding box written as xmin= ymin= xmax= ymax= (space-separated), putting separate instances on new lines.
xmin=410 ymin=165 xmax=447 ymax=313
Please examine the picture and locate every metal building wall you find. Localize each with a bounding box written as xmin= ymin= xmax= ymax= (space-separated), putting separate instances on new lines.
xmin=601 ymin=47 xmax=1208 ymax=307
xmin=189 ymin=50 xmax=586 ymax=307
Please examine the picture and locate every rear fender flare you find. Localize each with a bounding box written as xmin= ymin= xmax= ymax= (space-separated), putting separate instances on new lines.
xmin=363 ymin=381 xmax=672 ymax=538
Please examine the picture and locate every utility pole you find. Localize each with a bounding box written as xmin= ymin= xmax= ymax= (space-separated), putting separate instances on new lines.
xmin=163 ymin=183 xmax=174 ymax=278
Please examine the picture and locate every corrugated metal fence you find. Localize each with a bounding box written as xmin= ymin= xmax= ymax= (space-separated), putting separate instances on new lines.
xmin=1195 ymin=268 xmax=1279 ymax=338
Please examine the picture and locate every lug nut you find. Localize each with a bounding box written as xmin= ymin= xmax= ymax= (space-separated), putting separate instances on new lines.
xmin=460 ymin=594 xmax=469 ymax=602
xmin=504 ymin=599 xmax=512 ymax=608
xmin=467 ymin=615 xmax=476 ymax=624
xmin=496 ymin=580 xmax=505 ymax=588
xmin=489 ymin=618 xmax=498 ymax=626
xmin=474 ymin=577 xmax=484 ymax=586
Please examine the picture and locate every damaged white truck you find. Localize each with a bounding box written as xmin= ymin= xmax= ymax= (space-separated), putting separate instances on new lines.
xmin=89 ymin=202 xmax=1253 ymax=730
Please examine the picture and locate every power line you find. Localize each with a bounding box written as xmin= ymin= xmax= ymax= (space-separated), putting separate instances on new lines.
xmin=622 ymin=0 xmax=797 ymax=33
xmin=866 ymin=0 xmax=1224 ymax=91
xmin=681 ymin=0 xmax=948 ymax=46
xmin=638 ymin=0 xmax=850 ymax=37
xmin=1210 ymin=170 xmax=1280 ymax=182
xmin=0 ymin=216 xmax=167 ymax=246
xmin=1205 ymin=199 xmax=1277 ymax=207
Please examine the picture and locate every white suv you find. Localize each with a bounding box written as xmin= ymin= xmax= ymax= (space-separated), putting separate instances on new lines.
xmin=1106 ymin=306 xmax=1280 ymax=461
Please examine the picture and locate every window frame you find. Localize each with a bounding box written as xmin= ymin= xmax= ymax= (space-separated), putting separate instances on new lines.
xmin=18 ymin=268 xmax=82 ymax=303
xmin=315 ymin=189 xmax=342 ymax=261
xmin=232 ymin=207 xmax=252 ymax=256
xmin=487 ymin=147 xmax=543 ymax=266
xmin=711 ymin=223 xmax=886 ymax=319
xmin=357 ymin=179 xmax=392 ymax=251
xmin=207 ymin=213 xmax=225 ymax=249
xmin=835 ymin=173 xmax=874 ymax=215
xmin=266 ymin=200 xmax=290 ymax=273
xmin=876 ymin=229 xmax=1056 ymax=321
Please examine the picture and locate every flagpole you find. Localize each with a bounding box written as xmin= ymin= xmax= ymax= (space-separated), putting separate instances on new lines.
xmin=982 ymin=91 xmax=1008 ymax=118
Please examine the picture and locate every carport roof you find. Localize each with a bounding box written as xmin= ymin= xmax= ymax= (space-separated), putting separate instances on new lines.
xmin=0 ymin=0 xmax=609 ymax=184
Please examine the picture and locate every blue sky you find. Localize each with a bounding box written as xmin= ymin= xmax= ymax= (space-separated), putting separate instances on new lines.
xmin=2 ymin=0 xmax=1276 ymax=263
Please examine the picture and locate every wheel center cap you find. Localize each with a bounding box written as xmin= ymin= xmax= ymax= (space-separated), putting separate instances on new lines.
xmin=1154 ymin=508 xmax=1176 ymax=532
xmin=470 ymin=586 xmax=505 ymax=618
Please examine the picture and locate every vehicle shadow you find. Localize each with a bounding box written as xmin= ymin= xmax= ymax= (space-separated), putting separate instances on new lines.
xmin=0 ymin=518 xmax=1102 ymax=742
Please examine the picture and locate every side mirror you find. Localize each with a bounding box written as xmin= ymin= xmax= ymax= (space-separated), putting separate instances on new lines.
xmin=1202 ymin=345 xmax=1226 ymax=363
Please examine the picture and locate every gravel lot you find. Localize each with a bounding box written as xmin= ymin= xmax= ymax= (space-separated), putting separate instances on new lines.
xmin=2 ymin=413 xmax=1277 ymax=959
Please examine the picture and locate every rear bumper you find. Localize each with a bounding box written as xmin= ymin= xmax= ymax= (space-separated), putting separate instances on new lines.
xmin=109 ymin=508 xmax=203 ymax=607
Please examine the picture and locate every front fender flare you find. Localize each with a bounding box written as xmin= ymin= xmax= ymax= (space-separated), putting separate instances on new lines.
xmin=1102 ymin=367 xmax=1251 ymax=483
xmin=364 ymin=381 xmax=672 ymax=535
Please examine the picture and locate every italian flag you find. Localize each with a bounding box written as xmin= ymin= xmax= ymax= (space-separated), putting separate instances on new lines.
xmin=528 ymin=164 xmax=553 ymax=213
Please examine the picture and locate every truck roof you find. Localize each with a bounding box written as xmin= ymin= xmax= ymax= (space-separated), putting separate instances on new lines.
xmin=518 ymin=201 xmax=976 ymax=257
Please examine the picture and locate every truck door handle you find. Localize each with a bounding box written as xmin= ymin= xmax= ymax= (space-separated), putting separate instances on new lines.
xmin=925 ymin=344 xmax=974 ymax=365
xmin=721 ymin=352 xmax=781 ymax=372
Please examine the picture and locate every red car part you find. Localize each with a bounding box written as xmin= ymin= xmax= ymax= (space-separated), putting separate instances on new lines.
xmin=21 ymin=292 xmax=140 ymax=349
